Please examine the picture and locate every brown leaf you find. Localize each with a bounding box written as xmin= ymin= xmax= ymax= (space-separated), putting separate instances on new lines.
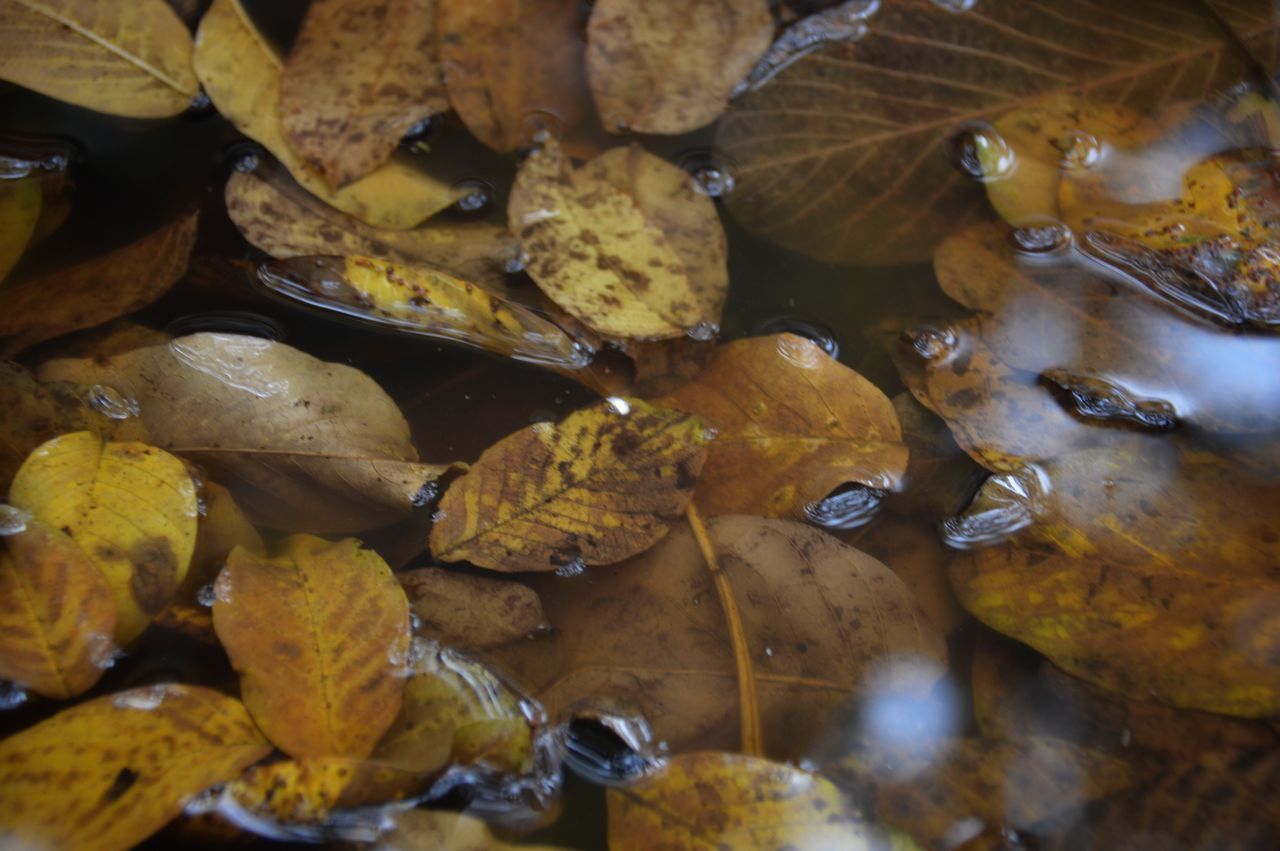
xmin=1204 ymin=0 xmax=1280 ymax=76
xmin=38 ymin=333 xmax=458 ymax=533
xmin=717 ymin=0 xmax=1249 ymax=265
xmin=212 ymin=535 xmax=410 ymax=759
xmin=430 ymin=397 xmax=710 ymax=572
xmin=399 ymin=567 xmax=550 ymax=652
xmin=844 ymin=516 xmax=968 ymax=636
xmin=436 ymin=0 xmax=590 ymax=152
xmin=377 ymin=809 xmax=571 ymax=851
xmin=658 ymin=333 xmax=906 ymax=517
xmin=585 ymin=0 xmax=772 ymax=134
xmin=280 ymin=0 xmax=448 ymax=188
xmin=0 ymin=210 xmax=197 ymax=356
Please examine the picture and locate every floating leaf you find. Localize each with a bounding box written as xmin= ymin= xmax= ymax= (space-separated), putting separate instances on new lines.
xmin=520 ymin=516 xmax=945 ymax=757
xmin=585 ymin=0 xmax=772 ymax=134
xmin=509 ymin=141 xmax=728 ymax=339
xmin=0 ymin=174 xmax=39 ymax=284
xmin=212 ymin=535 xmax=410 ymax=759
xmin=717 ymin=0 xmax=1248 ymax=265
xmin=431 ymin=398 xmax=710 ymax=572
xmin=0 ymin=0 xmax=199 ymax=117
xmin=399 ymin=567 xmax=549 ymax=652
xmin=38 ymin=333 xmax=457 ymax=533
xmin=608 ymin=752 xmax=885 ymax=850
xmin=9 ymin=432 xmax=197 ymax=644
xmin=0 ymin=684 xmax=272 ymax=851
xmin=225 ymin=167 xmax=518 ymax=289
xmin=436 ymin=0 xmax=589 ymax=152
xmin=377 ymin=809 xmax=570 ymax=851
xmin=658 ymin=333 xmax=906 ymax=517
xmin=193 ymin=0 xmax=461 ymax=229
xmin=0 ymin=210 xmax=197 ymax=356
xmin=279 ymin=0 xmax=448 ymax=188
xmin=0 ymin=514 xmax=116 ymax=698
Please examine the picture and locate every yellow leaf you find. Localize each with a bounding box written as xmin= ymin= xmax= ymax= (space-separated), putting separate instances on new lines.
xmin=212 ymin=535 xmax=411 ymax=759
xmin=219 ymin=757 xmax=430 ymax=827
xmin=0 ymin=684 xmax=272 ymax=851
xmin=377 ymin=809 xmax=572 ymax=851
xmin=0 ymin=513 xmax=116 ymax=698
xmin=509 ymin=141 xmax=728 ymax=339
xmin=182 ymin=480 xmax=264 ymax=602
xmin=430 ymin=397 xmax=711 ymax=571
xmin=9 ymin=431 xmax=197 ymax=644
xmin=0 ymin=0 xmax=198 ymax=118
xmin=586 ymin=0 xmax=771 ymax=134
xmin=0 ymin=175 xmax=39 ymax=285
xmin=193 ymin=0 xmax=461 ymax=229
xmin=607 ymin=752 xmax=885 ymax=850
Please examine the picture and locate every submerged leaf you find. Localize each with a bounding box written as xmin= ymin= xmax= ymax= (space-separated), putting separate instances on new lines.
xmin=9 ymin=432 xmax=197 ymax=644
xmin=0 ymin=684 xmax=271 ymax=851
xmin=0 ymin=0 xmax=199 ymax=117
xmin=377 ymin=809 xmax=570 ymax=851
xmin=0 ymin=174 xmax=39 ymax=284
xmin=430 ymin=398 xmax=710 ymax=572
xmin=1203 ymin=0 xmax=1280 ymax=77
xmin=399 ymin=567 xmax=549 ymax=652
xmin=212 ymin=535 xmax=410 ymax=759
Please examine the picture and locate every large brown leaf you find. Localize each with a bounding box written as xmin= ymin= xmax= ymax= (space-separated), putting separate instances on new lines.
xmin=38 ymin=333 xmax=456 ymax=533
xmin=1204 ymin=0 xmax=1280 ymax=76
xmin=717 ymin=0 xmax=1250 ymax=265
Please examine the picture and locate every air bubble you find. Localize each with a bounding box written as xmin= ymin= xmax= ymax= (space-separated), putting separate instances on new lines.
xmin=0 ymin=682 xmax=28 ymax=710
xmin=606 ymin=397 xmax=632 ymax=415
xmin=452 ymin=178 xmax=496 ymax=215
xmin=751 ymin=315 xmax=839 ymax=358
xmin=804 ymin=484 xmax=887 ymax=530
xmin=1059 ymin=131 xmax=1104 ymax=170
xmin=88 ymin=384 xmax=141 ymax=420
xmin=902 ymin=323 xmax=960 ymax=361
xmin=233 ymin=152 xmax=259 ymax=173
xmin=686 ymin=321 xmax=719 ymax=342
xmin=188 ymin=91 xmax=212 ymax=111
xmin=0 ymin=504 xmax=31 ymax=536
xmin=112 ymin=684 xmax=179 ymax=711
xmin=166 ymin=311 xmax=286 ymax=341
xmin=412 ymin=481 xmax=439 ymax=508
xmin=1010 ymin=221 xmax=1072 ymax=254
xmin=408 ymin=612 xmax=423 ymax=632
xmin=522 ymin=110 xmax=565 ymax=145
xmin=196 ymin=582 xmax=218 ymax=608
xmin=932 ymin=0 xmax=977 ymax=11
xmin=677 ymin=150 xmax=738 ymax=198
xmin=554 ymin=558 xmax=587 ymax=578
xmin=944 ymin=123 xmax=1014 ymax=182
xmin=941 ymin=465 xmax=1048 ymax=549
xmin=0 ymin=156 xmax=32 ymax=180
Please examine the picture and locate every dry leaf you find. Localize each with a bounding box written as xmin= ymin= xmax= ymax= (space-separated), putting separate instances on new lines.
xmin=280 ymin=0 xmax=448 ymax=188
xmin=225 ymin=167 xmax=517 ymax=289
xmin=9 ymin=431 xmax=197 ymax=644
xmin=0 ymin=513 xmax=116 ymax=698
xmin=399 ymin=567 xmax=550 ymax=652
xmin=0 ymin=0 xmax=199 ymax=117
xmin=376 ymin=809 xmax=570 ymax=851
xmin=585 ymin=0 xmax=772 ymax=134
xmin=717 ymin=0 xmax=1249 ymax=265
xmin=521 ymin=516 xmax=945 ymax=758
xmin=212 ymin=535 xmax=410 ymax=759
xmin=0 ymin=210 xmax=197 ymax=356
xmin=509 ymin=141 xmax=728 ymax=339
xmin=436 ymin=0 xmax=590 ymax=152
xmin=193 ymin=0 xmax=461 ymax=229
xmin=608 ymin=752 xmax=886 ymax=851
xmin=38 ymin=333 xmax=457 ymax=533
xmin=0 ymin=684 xmax=272 ymax=851
xmin=0 ymin=174 xmax=39 ymax=284
xmin=431 ymin=397 xmax=709 ymax=572
xmin=658 ymin=333 xmax=906 ymax=517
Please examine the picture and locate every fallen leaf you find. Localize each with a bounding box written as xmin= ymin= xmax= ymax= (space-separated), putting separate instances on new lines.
xmin=585 ymin=0 xmax=772 ymax=134
xmin=9 ymin=431 xmax=197 ymax=644
xmin=0 ymin=684 xmax=272 ymax=851
xmin=176 ymin=480 xmax=263 ymax=610
xmin=520 ymin=516 xmax=945 ymax=758
xmin=608 ymin=752 xmax=886 ymax=851
xmin=212 ymin=535 xmax=410 ymax=759
xmin=509 ymin=141 xmax=728 ymax=339
xmin=38 ymin=333 xmax=457 ymax=533
xmin=0 ymin=0 xmax=199 ymax=117
xmin=657 ymin=333 xmax=906 ymax=517
xmin=430 ymin=397 xmax=710 ymax=572
xmin=0 ymin=513 xmax=116 ymax=698
xmin=717 ymin=0 xmax=1249 ymax=265
xmin=280 ymin=0 xmax=448 ymax=188
xmin=376 ymin=809 xmax=570 ymax=851
xmin=883 ymin=392 xmax=983 ymax=519
xmin=844 ymin=516 xmax=968 ymax=636
xmin=436 ymin=0 xmax=590 ymax=152
xmin=0 ymin=210 xmax=197 ymax=356
xmin=399 ymin=567 xmax=550 ymax=652
xmin=225 ymin=166 xmax=518 ymax=289
xmin=1203 ymin=0 xmax=1280 ymax=77
xmin=257 ymin=254 xmax=587 ymax=368
xmin=0 ymin=174 xmax=39 ymax=284
xmin=193 ymin=0 xmax=461 ymax=229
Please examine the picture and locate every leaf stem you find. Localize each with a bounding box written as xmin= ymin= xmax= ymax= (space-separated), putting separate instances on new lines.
xmin=685 ymin=502 xmax=763 ymax=756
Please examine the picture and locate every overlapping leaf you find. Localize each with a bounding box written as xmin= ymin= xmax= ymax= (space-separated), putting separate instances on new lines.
xmin=399 ymin=567 xmax=549 ymax=652
xmin=0 ymin=174 xmax=39 ymax=284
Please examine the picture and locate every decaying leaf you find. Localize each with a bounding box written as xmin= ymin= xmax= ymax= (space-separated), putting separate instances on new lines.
xmin=280 ymin=0 xmax=448 ymax=188
xmin=436 ymin=0 xmax=589 ymax=152
xmin=608 ymin=752 xmax=886 ymax=851
xmin=225 ymin=167 xmax=518 ymax=289
xmin=0 ymin=0 xmax=199 ymax=117
xmin=376 ymin=809 xmax=570 ymax=851
xmin=9 ymin=431 xmax=197 ymax=644
xmin=431 ymin=397 xmax=710 ymax=572
xmin=845 ymin=516 xmax=968 ymax=636
xmin=38 ymin=333 xmax=457 ymax=533
xmin=520 ymin=516 xmax=945 ymax=758
xmin=0 ymin=210 xmax=197 ymax=356
xmin=0 ymin=513 xmax=116 ymax=698
xmin=0 ymin=174 xmax=39 ymax=284
xmin=509 ymin=141 xmax=728 ymax=339
xmin=718 ymin=0 xmax=1249 ymax=265
xmin=212 ymin=535 xmax=411 ymax=759
xmin=0 ymin=684 xmax=272 ymax=851
xmin=658 ymin=333 xmax=906 ymax=517
xmin=1204 ymin=0 xmax=1280 ymax=76
xmin=884 ymin=392 xmax=983 ymax=518
xmin=585 ymin=0 xmax=772 ymax=134
xmin=399 ymin=567 xmax=549 ymax=652
xmin=181 ymin=480 xmax=264 ymax=603
xmin=193 ymin=0 xmax=461 ymax=229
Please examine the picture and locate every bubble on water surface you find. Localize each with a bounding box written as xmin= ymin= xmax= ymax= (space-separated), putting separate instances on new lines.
xmin=751 ymin=315 xmax=840 ymax=358
xmin=941 ymin=465 xmax=1048 ymax=550
xmin=88 ymin=384 xmax=141 ymax=420
xmin=0 ymin=682 xmax=28 ymax=710
xmin=0 ymin=505 xmax=31 ymax=536
xmin=1010 ymin=221 xmax=1073 ymax=254
xmin=804 ymin=484 xmax=887 ymax=530
xmin=452 ymin=178 xmax=496 ymax=215
xmin=686 ymin=321 xmax=719 ymax=342
xmin=167 ymin=311 xmax=286 ymax=341
xmin=196 ymin=582 xmax=218 ymax=608
xmin=902 ymin=323 xmax=961 ymax=362
xmin=945 ymin=122 xmax=1015 ymax=182
xmin=554 ymin=558 xmax=587 ymax=578
xmin=677 ymin=149 xmax=738 ymax=198
xmin=932 ymin=0 xmax=977 ymax=12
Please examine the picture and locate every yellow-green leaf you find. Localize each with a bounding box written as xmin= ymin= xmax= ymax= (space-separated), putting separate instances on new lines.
xmin=0 ymin=175 xmax=40 ymax=285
